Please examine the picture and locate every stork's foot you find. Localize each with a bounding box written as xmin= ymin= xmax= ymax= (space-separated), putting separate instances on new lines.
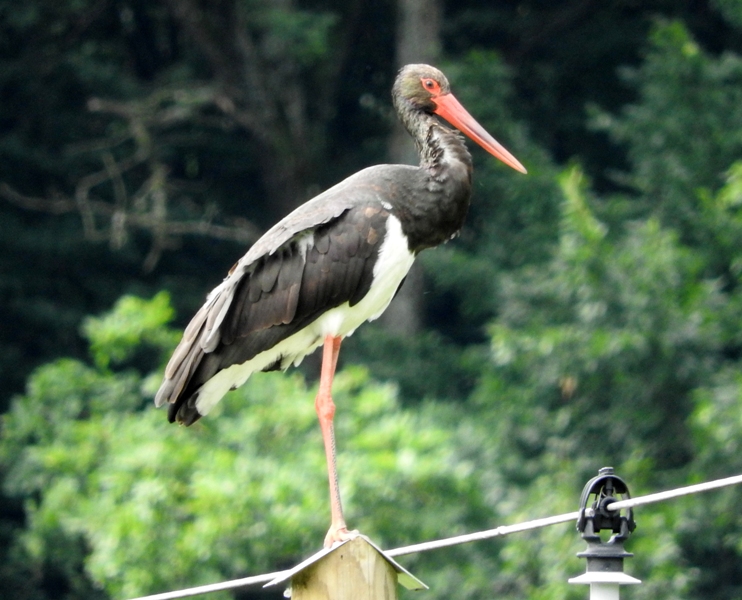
xmin=323 ymin=525 xmax=360 ymax=548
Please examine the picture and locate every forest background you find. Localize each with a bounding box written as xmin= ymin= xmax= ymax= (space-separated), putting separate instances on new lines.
xmin=2 ymin=0 xmax=742 ymax=598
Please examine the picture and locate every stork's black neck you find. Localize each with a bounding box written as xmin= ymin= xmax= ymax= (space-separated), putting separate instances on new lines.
xmin=391 ymin=109 xmax=474 ymax=254
xmin=409 ymin=112 xmax=474 ymax=175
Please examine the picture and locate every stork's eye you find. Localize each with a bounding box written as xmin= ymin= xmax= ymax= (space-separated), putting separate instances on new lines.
xmin=421 ymin=78 xmax=441 ymax=95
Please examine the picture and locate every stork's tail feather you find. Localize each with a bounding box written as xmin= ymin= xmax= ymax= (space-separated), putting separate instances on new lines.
xmin=167 ymin=393 xmax=203 ymax=426
xmin=155 ymin=303 xmax=210 ymax=426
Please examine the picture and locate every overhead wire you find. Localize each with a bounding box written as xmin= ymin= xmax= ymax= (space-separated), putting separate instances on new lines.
xmin=127 ymin=472 xmax=742 ymax=600
xmin=605 ymin=473 xmax=742 ymax=511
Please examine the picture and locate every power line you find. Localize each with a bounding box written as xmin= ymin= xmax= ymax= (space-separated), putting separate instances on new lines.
xmin=385 ymin=510 xmax=580 ymax=557
xmin=126 ymin=572 xmax=291 ymax=600
xmin=127 ymin=472 xmax=742 ymax=600
xmin=606 ymin=473 xmax=742 ymax=511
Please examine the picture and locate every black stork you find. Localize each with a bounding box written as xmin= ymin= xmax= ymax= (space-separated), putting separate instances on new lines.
xmin=155 ymin=64 xmax=526 ymax=547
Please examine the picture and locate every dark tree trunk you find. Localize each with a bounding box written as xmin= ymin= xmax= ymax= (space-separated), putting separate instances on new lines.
xmin=380 ymin=0 xmax=442 ymax=335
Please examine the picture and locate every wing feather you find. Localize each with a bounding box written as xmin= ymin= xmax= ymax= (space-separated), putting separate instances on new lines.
xmin=157 ymin=203 xmax=395 ymax=425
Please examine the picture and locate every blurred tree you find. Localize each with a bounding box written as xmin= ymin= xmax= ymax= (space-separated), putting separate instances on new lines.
xmin=450 ymin=165 xmax=739 ymax=600
xmin=0 ymin=0 xmax=354 ymax=250
xmin=380 ymin=0 xmax=442 ymax=335
xmin=3 ymin=180 xmax=741 ymax=598
xmin=2 ymin=1 xmax=739 ymax=403
xmin=0 ymin=0 xmax=393 ymax=403
xmin=478 ymin=167 xmax=723 ymax=477
xmin=3 ymin=3 xmax=742 ymax=600
xmin=0 ymin=294 xmax=496 ymax=600
xmin=592 ymin=20 xmax=742 ymax=247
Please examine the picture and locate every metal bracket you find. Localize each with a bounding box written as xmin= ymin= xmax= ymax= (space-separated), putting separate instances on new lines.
xmin=570 ymin=467 xmax=641 ymax=596
xmin=577 ymin=466 xmax=636 ymax=542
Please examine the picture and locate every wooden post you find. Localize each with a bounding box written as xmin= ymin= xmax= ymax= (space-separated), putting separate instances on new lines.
xmin=291 ymin=537 xmax=398 ymax=600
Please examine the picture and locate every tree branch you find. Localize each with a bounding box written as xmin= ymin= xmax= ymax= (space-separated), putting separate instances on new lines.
xmin=0 ymin=183 xmax=260 ymax=270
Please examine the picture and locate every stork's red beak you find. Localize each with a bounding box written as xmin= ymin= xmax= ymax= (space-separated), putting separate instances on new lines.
xmin=433 ymin=93 xmax=527 ymax=174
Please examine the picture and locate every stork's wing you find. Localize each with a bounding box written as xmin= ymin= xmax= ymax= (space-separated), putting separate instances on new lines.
xmin=155 ymin=203 xmax=393 ymax=424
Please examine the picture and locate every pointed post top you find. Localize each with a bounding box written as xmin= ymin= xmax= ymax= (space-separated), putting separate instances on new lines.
xmin=265 ymin=535 xmax=426 ymax=599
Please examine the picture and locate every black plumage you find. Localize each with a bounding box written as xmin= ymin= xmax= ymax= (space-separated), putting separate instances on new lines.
xmin=160 ymin=204 xmax=391 ymax=425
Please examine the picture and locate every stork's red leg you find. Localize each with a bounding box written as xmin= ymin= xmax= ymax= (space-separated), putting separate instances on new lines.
xmin=315 ymin=334 xmax=357 ymax=547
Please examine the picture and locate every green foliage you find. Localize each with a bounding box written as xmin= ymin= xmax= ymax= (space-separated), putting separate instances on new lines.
xmin=82 ymin=291 xmax=178 ymax=370
xmin=482 ymin=166 xmax=722 ymax=471
xmin=442 ymin=51 xmax=563 ymax=270
xmin=6 ymin=142 xmax=742 ymax=598
xmin=593 ymin=20 xmax=742 ymax=241
xmin=0 ymin=295 xmax=499 ymax=599
xmin=428 ymin=164 xmax=736 ymax=599
xmin=5 ymin=4 xmax=742 ymax=600
xmin=712 ymin=0 xmax=742 ymax=28
xmin=249 ymin=5 xmax=338 ymax=66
